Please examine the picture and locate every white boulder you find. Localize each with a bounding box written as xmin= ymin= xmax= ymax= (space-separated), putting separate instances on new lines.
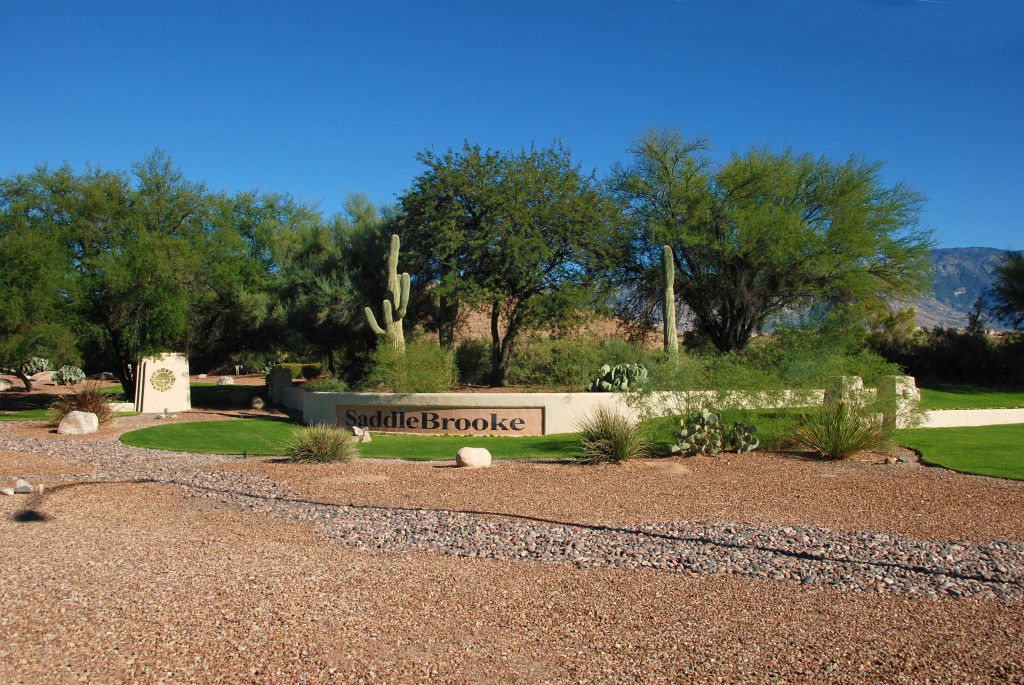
xmin=0 ymin=379 xmax=12 ymax=392
xmin=57 ymin=411 xmax=99 ymax=435
xmin=216 ymin=376 xmax=235 ymax=385
xmin=250 ymin=396 xmax=266 ymax=410
xmin=456 ymin=447 xmax=492 ymax=468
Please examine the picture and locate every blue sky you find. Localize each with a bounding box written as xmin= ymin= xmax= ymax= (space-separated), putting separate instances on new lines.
xmin=2 ymin=1 xmax=1021 ymax=249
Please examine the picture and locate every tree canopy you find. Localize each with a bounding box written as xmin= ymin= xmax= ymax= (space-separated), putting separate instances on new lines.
xmin=611 ymin=128 xmax=935 ymax=352
xmin=990 ymin=250 xmax=1024 ymax=329
xmin=398 ymin=141 xmax=619 ymax=385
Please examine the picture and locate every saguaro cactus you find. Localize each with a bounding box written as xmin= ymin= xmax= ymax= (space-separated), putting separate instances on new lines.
xmin=364 ymin=234 xmax=411 ymax=353
xmin=662 ymin=244 xmax=678 ymax=355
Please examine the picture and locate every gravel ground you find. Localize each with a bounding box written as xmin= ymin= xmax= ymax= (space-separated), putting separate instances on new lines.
xmin=1 ymin=419 xmax=1023 ymax=683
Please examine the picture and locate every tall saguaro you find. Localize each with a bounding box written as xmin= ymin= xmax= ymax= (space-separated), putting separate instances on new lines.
xmin=364 ymin=234 xmax=411 ymax=353
xmin=662 ymin=244 xmax=678 ymax=355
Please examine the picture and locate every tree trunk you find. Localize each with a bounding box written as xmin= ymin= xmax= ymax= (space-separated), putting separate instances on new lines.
xmin=13 ymin=369 xmax=33 ymax=392
xmin=489 ymin=301 xmax=522 ymax=387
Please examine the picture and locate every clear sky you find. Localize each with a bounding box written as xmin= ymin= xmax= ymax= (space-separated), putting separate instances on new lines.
xmin=2 ymin=0 xmax=1021 ymax=249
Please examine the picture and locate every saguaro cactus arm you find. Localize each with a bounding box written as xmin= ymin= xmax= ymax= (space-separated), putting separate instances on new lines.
xmin=662 ymin=244 xmax=678 ymax=354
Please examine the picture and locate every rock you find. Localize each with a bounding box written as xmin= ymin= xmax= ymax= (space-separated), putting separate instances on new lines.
xmin=216 ymin=376 xmax=234 ymax=386
xmin=351 ymin=426 xmax=372 ymax=443
xmin=456 ymin=447 xmax=492 ymax=468
xmin=14 ymin=485 xmax=33 ymax=494
xmin=886 ymin=457 xmax=898 ymax=465
xmin=197 ymin=373 xmax=208 ymax=379
xmin=15 ymin=478 xmax=30 ymax=489
xmin=36 ymin=484 xmax=44 ymax=494
xmin=1 ymin=488 xmax=14 ymax=496
xmin=57 ymin=410 xmax=99 ymax=435
xmin=250 ymin=396 xmax=265 ymax=410
xmin=30 ymin=371 xmax=54 ymax=383
xmin=0 ymin=378 xmax=12 ymax=392
xmin=898 ymin=455 xmax=915 ymax=464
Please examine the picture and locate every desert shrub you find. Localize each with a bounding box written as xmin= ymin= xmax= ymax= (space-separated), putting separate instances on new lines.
xmin=792 ymin=399 xmax=888 ymax=459
xmin=509 ymin=336 xmax=655 ymax=389
xmin=286 ymin=423 xmax=358 ymax=463
xmin=455 ymin=339 xmax=491 ymax=386
xmin=672 ymin=408 xmax=724 ymax=456
xmin=575 ymin=406 xmax=650 ymax=464
xmin=587 ymin=363 xmax=648 ymax=392
xmin=21 ymin=357 xmax=52 ymax=375
xmin=728 ymin=422 xmax=760 ymax=453
xmin=362 ymin=340 xmax=457 ymax=393
xmin=52 ymin=365 xmax=86 ymax=385
xmin=300 ymin=363 xmax=323 ymax=380
xmin=303 ymin=376 xmax=348 ymax=392
xmin=48 ymin=381 xmax=115 ymax=426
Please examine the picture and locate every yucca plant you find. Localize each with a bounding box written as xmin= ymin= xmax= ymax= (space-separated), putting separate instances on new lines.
xmin=48 ymin=381 xmax=115 ymax=426
xmin=286 ymin=423 xmax=358 ymax=463
xmin=793 ymin=399 xmax=888 ymax=459
xmin=574 ymin=406 xmax=650 ymax=464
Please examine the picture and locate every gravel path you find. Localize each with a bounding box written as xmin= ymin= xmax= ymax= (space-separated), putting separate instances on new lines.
xmin=3 ymin=426 xmax=1022 ymax=602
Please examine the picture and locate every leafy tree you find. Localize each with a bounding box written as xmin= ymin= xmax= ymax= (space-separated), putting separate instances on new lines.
xmin=398 ymin=141 xmax=619 ymax=386
xmin=611 ymin=128 xmax=935 ymax=353
xmin=278 ymin=194 xmax=389 ymax=376
xmin=0 ymin=166 xmax=83 ymax=389
xmin=990 ymin=250 xmax=1024 ymax=329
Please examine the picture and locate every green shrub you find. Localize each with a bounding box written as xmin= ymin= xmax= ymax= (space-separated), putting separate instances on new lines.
xmin=21 ymin=357 xmax=52 ymax=375
xmin=52 ymin=365 xmax=86 ymax=385
xmin=575 ymin=406 xmax=650 ymax=464
xmin=300 ymin=363 xmax=323 ymax=380
xmin=303 ymin=377 xmax=348 ymax=393
xmin=456 ymin=339 xmax=491 ymax=386
xmin=508 ymin=336 xmax=656 ymax=389
xmin=792 ymin=399 xmax=888 ymax=459
xmin=362 ymin=340 xmax=457 ymax=393
xmin=672 ymin=408 xmax=724 ymax=456
xmin=286 ymin=423 xmax=358 ymax=463
xmin=587 ymin=363 xmax=649 ymax=392
xmin=48 ymin=381 xmax=115 ymax=426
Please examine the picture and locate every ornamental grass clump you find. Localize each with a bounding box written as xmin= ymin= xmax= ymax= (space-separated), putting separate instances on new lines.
xmin=575 ymin=406 xmax=650 ymax=464
xmin=48 ymin=381 xmax=115 ymax=426
xmin=303 ymin=376 xmax=348 ymax=392
xmin=286 ymin=423 xmax=358 ymax=463
xmin=793 ymin=399 xmax=888 ymax=459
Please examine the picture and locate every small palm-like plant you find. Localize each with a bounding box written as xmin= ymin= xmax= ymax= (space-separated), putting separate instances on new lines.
xmin=793 ymin=399 xmax=888 ymax=459
xmin=286 ymin=423 xmax=358 ymax=463
xmin=48 ymin=381 xmax=115 ymax=426
xmin=575 ymin=406 xmax=650 ymax=464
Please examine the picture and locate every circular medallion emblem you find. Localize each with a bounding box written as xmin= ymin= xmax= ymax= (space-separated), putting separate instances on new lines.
xmin=150 ymin=368 xmax=176 ymax=392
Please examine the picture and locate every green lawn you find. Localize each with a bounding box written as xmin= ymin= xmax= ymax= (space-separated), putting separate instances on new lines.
xmin=0 ymin=408 xmax=51 ymax=421
xmin=900 ymin=424 xmax=1024 ymax=480
xmin=119 ymin=418 xmax=582 ymax=460
xmin=919 ymin=385 xmax=1024 ymax=410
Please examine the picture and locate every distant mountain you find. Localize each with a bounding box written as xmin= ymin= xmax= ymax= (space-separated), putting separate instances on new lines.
xmin=909 ymin=247 xmax=1009 ymax=329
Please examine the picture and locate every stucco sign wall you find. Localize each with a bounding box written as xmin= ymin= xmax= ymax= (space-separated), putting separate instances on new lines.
xmin=337 ymin=405 xmax=543 ymax=436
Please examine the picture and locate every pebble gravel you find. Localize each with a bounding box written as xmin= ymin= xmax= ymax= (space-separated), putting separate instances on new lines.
xmin=3 ymin=425 xmax=1022 ymax=602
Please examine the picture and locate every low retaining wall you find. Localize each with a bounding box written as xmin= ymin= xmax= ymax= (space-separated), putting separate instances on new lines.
xmin=290 ymin=375 xmax=919 ymax=436
xmin=303 ymin=391 xmax=631 ymax=435
xmin=924 ymin=408 xmax=1024 ymax=428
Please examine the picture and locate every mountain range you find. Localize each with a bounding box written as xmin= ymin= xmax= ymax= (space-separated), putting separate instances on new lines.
xmin=909 ymin=247 xmax=1011 ymax=329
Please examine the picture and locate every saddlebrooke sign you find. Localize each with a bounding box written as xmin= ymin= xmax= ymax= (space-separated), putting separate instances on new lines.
xmin=336 ymin=406 xmax=544 ymax=436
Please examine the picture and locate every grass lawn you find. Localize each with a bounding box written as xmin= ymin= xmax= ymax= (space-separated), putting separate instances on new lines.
xmin=919 ymin=385 xmax=1024 ymax=410
xmin=0 ymin=408 xmax=51 ymax=421
xmin=900 ymin=424 xmax=1024 ymax=481
xmin=119 ymin=418 xmax=582 ymax=460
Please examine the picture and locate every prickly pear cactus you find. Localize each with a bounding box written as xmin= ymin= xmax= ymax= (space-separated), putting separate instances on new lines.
xmin=671 ymin=408 xmax=723 ymax=456
xmin=728 ymin=422 xmax=760 ymax=453
xmin=587 ymin=363 xmax=648 ymax=392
